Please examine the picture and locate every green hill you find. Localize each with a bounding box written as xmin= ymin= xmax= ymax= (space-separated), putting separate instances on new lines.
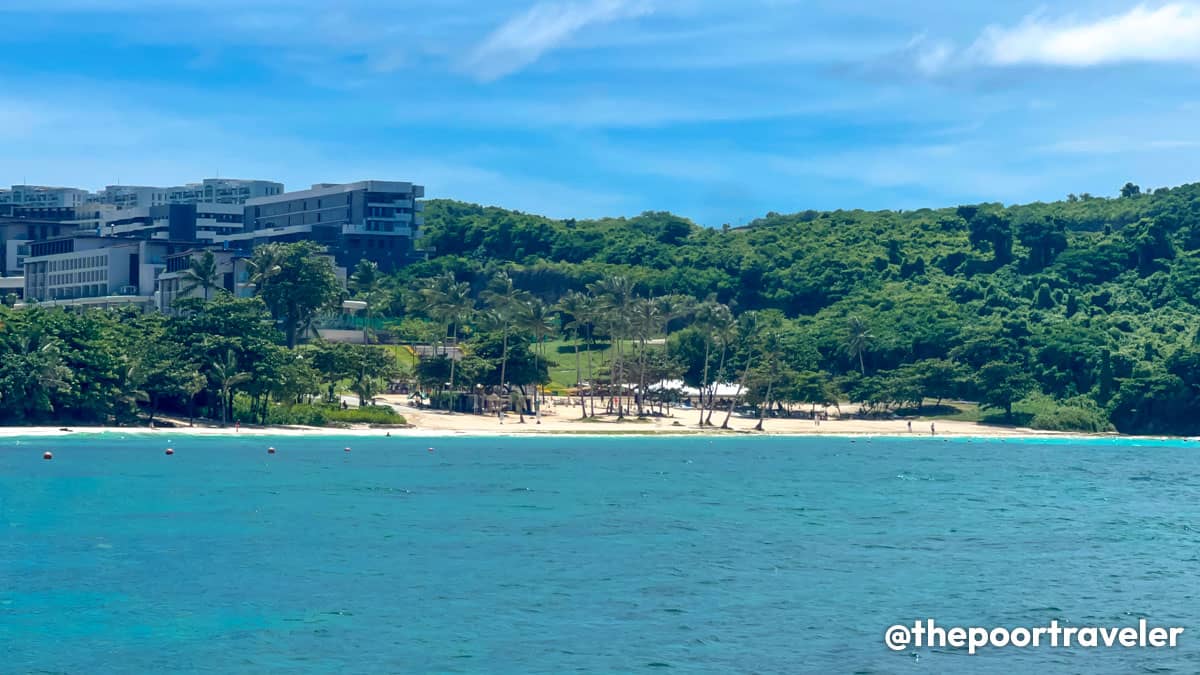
xmin=402 ymin=182 xmax=1200 ymax=434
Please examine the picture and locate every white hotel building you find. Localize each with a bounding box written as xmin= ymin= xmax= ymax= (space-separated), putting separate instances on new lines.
xmin=21 ymin=235 xmax=191 ymax=308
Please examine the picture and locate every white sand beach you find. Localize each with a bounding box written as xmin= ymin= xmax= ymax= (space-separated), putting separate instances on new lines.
xmin=0 ymin=395 xmax=1114 ymax=439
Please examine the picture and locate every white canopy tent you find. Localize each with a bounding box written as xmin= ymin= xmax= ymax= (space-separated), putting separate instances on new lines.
xmin=645 ymin=379 xmax=742 ymax=397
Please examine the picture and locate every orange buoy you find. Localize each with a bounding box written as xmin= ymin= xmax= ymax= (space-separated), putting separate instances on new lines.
xmin=165 ymin=448 xmax=174 ymax=455
xmin=268 ymin=447 xmax=276 ymax=454
xmin=43 ymin=451 xmax=53 ymax=460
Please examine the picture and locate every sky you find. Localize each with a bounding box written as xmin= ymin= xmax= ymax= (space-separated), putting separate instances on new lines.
xmin=2 ymin=0 xmax=1200 ymax=226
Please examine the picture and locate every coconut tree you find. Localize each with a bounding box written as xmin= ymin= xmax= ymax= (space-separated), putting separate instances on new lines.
xmin=705 ymin=305 xmax=737 ymax=426
xmin=480 ymin=271 xmax=531 ymax=397
xmin=721 ymin=312 xmax=759 ymax=430
xmin=350 ymin=260 xmax=383 ymax=344
xmin=180 ymin=250 xmax=222 ymax=301
xmin=754 ymin=330 xmax=783 ymax=431
xmin=520 ymin=298 xmax=556 ymax=421
xmin=210 ymin=348 xmax=251 ymax=427
xmin=575 ymin=292 xmax=601 ymax=417
xmin=440 ymin=277 xmax=474 ymax=402
xmin=588 ymin=276 xmax=636 ymax=418
xmin=555 ymin=291 xmax=590 ymax=418
xmin=630 ymin=297 xmax=662 ymax=417
xmin=2 ymin=330 xmax=72 ymax=421
xmin=419 ymin=272 xmax=475 ymax=410
xmin=349 ymin=372 xmax=382 ymax=407
xmin=247 ymin=243 xmax=283 ymax=292
xmin=692 ymin=300 xmax=725 ymax=426
xmin=846 ymin=315 xmax=873 ymax=375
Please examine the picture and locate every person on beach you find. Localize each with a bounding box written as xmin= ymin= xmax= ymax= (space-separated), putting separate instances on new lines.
xmin=907 ymin=420 xmax=912 ymax=433
xmin=930 ymin=421 xmax=936 ymax=435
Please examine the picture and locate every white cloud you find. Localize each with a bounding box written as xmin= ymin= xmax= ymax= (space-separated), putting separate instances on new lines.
xmin=971 ymin=3 xmax=1200 ymax=67
xmin=974 ymin=2 xmax=1200 ymax=66
xmin=879 ymin=3 xmax=1200 ymax=78
xmin=464 ymin=0 xmax=653 ymax=81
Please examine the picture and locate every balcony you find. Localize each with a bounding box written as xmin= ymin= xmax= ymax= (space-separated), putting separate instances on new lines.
xmin=368 ymin=199 xmax=413 ymax=209
xmin=342 ymin=223 xmax=413 ymax=236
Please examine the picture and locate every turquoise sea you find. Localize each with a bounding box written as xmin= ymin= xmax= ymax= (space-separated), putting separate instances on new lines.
xmin=2 ymin=434 xmax=1199 ymax=673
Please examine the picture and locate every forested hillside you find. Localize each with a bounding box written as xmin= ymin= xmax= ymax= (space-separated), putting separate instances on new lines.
xmin=5 ymin=182 xmax=1200 ymax=434
xmin=401 ymin=182 xmax=1200 ymax=434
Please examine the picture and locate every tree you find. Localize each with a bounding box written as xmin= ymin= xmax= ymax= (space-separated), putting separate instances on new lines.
xmin=588 ymin=275 xmax=636 ymax=418
xmin=1016 ymin=215 xmax=1068 ymax=270
xmin=251 ymin=241 xmax=342 ymax=348
xmin=1120 ymin=182 xmax=1141 ymax=198
xmin=419 ymin=272 xmax=474 ymax=406
xmin=480 ymin=271 xmax=532 ymax=394
xmin=845 ymin=316 xmax=873 ymax=375
xmin=0 ymin=329 xmax=72 ymax=422
xmin=350 ymin=260 xmax=383 ymax=345
xmin=180 ymin=250 xmax=222 ymax=301
xmin=556 ymin=291 xmax=590 ymax=418
xmin=976 ymin=361 xmax=1035 ymax=420
xmin=962 ymin=207 xmax=1013 ymax=265
xmin=209 ymin=348 xmax=251 ymax=427
xmin=721 ymin=311 xmax=762 ymax=429
xmin=520 ymin=298 xmax=556 ymax=419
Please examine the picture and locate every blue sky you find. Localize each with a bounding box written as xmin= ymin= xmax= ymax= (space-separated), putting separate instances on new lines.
xmin=2 ymin=0 xmax=1200 ymax=225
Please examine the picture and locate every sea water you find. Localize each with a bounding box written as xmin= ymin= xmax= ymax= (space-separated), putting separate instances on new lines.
xmin=2 ymin=434 xmax=1199 ymax=673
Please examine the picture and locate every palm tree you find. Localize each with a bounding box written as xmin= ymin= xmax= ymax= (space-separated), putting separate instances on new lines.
xmin=846 ymin=316 xmax=873 ymax=375
xmin=754 ymin=331 xmax=782 ymax=431
xmin=350 ymin=372 xmax=381 ymax=407
xmin=555 ymin=291 xmax=589 ymax=418
xmin=180 ymin=250 xmax=221 ymax=301
xmin=481 ymin=271 xmax=532 ymax=398
xmin=571 ymin=292 xmax=602 ymax=417
xmin=247 ymin=243 xmax=284 ymax=293
xmin=520 ymin=298 xmax=555 ymax=421
xmin=440 ymin=278 xmax=474 ymax=403
xmin=588 ymin=276 xmax=636 ymax=418
xmin=351 ymin=260 xmax=382 ymax=345
xmin=692 ymin=300 xmax=720 ymax=426
xmin=9 ymin=331 xmax=71 ymax=421
xmin=705 ymin=305 xmax=736 ymax=426
xmin=419 ymin=272 xmax=474 ymax=411
xmin=630 ymin=297 xmax=662 ymax=417
xmin=210 ymin=349 xmax=251 ymax=427
xmin=722 ymin=312 xmax=759 ymax=430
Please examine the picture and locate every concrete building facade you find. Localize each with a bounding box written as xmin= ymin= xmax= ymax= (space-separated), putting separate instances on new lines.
xmin=0 ymin=185 xmax=90 ymax=209
xmin=223 ymin=180 xmax=424 ymax=272
xmin=21 ymin=235 xmax=192 ymax=308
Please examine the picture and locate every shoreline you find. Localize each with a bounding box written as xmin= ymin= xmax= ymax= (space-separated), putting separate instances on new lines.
xmin=0 ymin=420 xmax=1179 ymax=442
xmin=0 ymin=398 xmax=1180 ymax=442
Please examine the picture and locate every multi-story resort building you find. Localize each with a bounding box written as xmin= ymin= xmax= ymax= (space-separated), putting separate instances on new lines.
xmin=223 ymin=180 xmax=425 ymax=272
xmin=92 ymin=178 xmax=284 ymax=209
xmin=7 ymin=178 xmax=424 ymax=308
xmin=21 ymin=235 xmax=194 ymax=309
xmin=0 ymin=185 xmax=90 ymax=209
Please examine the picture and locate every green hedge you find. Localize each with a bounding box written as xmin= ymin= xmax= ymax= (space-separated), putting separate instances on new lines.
xmin=1023 ymin=394 xmax=1114 ymax=433
xmin=233 ymin=398 xmax=406 ymax=426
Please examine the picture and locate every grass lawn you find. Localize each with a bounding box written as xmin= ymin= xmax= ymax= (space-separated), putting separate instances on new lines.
xmin=539 ymin=338 xmax=641 ymax=391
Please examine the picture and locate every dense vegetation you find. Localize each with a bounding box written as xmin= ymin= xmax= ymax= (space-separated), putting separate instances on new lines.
xmin=396 ymin=181 xmax=1200 ymax=434
xmin=5 ymin=181 xmax=1200 ymax=434
xmin=0 ymin=242 xmax=406 ymax=428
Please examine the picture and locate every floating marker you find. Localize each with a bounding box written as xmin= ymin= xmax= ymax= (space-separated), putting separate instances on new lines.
xmin=165 ymin=448 xmax=174 ymax=455
xmin=43 ymin=451 xmax=53 ymax=460
xmin=268 ymin=447 xmax=276 ymax=454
